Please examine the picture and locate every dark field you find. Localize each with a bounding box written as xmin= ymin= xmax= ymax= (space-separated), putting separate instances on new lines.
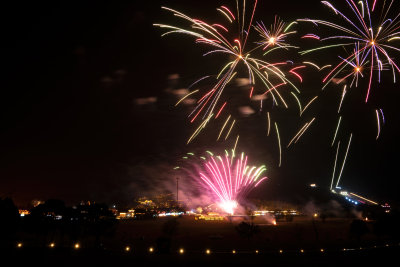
xmin=4 ymin=215 xmax=400 ymax=267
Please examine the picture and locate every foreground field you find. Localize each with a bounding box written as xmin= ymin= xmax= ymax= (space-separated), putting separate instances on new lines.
xmin=6 ymin=215 xmax=400 ymax=266
xmin=100 ymin=215 xmax=393 ymax=253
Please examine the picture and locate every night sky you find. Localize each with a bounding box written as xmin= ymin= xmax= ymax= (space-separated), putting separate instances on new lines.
xmin=1 ymin=0 xmax=400 ymax=208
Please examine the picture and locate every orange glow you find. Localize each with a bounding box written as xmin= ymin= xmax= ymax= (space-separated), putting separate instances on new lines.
xmin=269 ymin=37 xmax=276 ymax=45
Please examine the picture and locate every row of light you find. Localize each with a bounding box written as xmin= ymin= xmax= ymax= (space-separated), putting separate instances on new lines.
xmin=17 ymin=242 xmax=80 ymax=249
xmin=345 ymin=197 xmax=359 ymax=205
xmin=16 ymin=242 xmax=397 ymax=254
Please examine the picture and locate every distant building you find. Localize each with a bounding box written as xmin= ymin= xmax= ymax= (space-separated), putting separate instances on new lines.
xmin=18 ymin=209 xmax=30 ymax=217
xmin=117 ymin=209 xmax=135 ymax=219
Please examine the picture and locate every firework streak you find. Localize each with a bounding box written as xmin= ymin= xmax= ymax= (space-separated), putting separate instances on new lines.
xmin=155 ymin=0 xmax=303 ymax=145
xmin=198 ymin=151 xmax=267 ymax=214
xmin=298 ymin=0 xmax=400 ymax=102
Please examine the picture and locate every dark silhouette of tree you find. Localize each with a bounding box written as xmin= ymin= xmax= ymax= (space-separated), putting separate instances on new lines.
xmin=286 ymin=214 xmax=294 ymax=222
xmin=21 ymin=200 xmax=116 ymax=248
xmin=29 ymin=199 xmax=66 ymax=220
xmin=0 ymin=197 xmax=20 ymax=248
xmin=235 ymin=221 xmax=260 ymax=239
xmin=162 ymin=218 xmax=179 ymax=236
xmin=311 ymin=216 xmax=319 ymax=241
xmin=23 ymin=199 xmax=68 ymax=246
xmin=156 ymin=218 xmax=180 ymax=254
xmin=319 ymin=210 xmax=327 ymax=222
xmin=349 ymin=219 xmax=369 ymax=241
xmin=373 ymin=210 xmax=400 ymax=239
xmin=84 ymin=203 xmax=117 ymax=248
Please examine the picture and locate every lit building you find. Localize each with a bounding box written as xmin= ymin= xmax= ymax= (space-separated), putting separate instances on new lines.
xmin=195 ymin=212 xmax=224 ymax=221
xmin=18 ymin=210 xmax=30 ymax=217
xmin=116 ymin=209 xmax=135 ymax=219
xmin=382 ymin=203 xmax=391 ymax=213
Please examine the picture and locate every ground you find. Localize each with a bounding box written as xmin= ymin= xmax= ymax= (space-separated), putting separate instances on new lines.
xmin=6 ymin=215 xmax=399 ymax=266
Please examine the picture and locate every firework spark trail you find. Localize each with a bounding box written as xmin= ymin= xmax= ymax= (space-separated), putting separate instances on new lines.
xmin=335 ymin=133 xmax=353 ymax=188
xmin=287 ymin=122 xmax=310 ymax=148
xmin=275 ymin=122 xmax=282 ymax=167
xmin=287 ymin=117 xmax=316 ymax=148
xmin=225 ymin=119 xmax=236 ymax=140
xmin=196 ymin=151 xmax=267 ymax=214
xmin=267 ymin=112 xmax=271 ymax=136
xmin=331 ymin=116 xmax=342 ymax=146
xmin=254 ymin=15 xmax=298 ymax=51
xmin=335 ymin=43 xmax=369 ymax=88
xmin=217 ymin=115 xmax=231 ymax=141
xmin=375 ymin=109 xmax=381 ymax=139
xmin=330 ymin=140 xmax=341 ymax=191
xmin=215 ymin=102 xmax=227 ymax=119
xmin=187 ymin=114 xmax=214 ymax=144
xmin=291 ymin=92 xmax=302 ymax=115
xmin=298 ymin=0 xmax=400 ymax=102
xmin=379 ymin=108 xmax=385 ymax=123
xmin=302 ymin=61 xmax=332 ymax=71
xmin=300 ymin=96 xmax=319 ymax=116
xmin=338 ymin=85 xmax=347 ymax=113
xmin=297 ymin=1 xmax=395 ymax=190
xmin=155 ymin=1 xmax=302 ymax=144
xmin=175 ymin=90 xmax=199 ymax=106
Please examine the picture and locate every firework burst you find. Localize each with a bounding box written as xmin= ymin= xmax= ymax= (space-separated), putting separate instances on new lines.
xmin=178 ymin=150 xmax=267 ymax=214
xmin=298 ymin=0 xmax=400 ymax=102
xmin=200 ymin=151 xmax=267 ymax=214
xmin=154 ymin=1 xmax=302 ymax=146
xmin=254 ymin=16 xmax=298 ymax=51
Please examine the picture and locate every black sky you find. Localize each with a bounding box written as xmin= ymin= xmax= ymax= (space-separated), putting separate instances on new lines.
xmin=1 ymin=0 xmax=400 ymax=208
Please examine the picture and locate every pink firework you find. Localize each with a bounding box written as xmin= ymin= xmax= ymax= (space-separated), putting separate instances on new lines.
xmin=198 ymin=151 xmax=267 ymax=214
